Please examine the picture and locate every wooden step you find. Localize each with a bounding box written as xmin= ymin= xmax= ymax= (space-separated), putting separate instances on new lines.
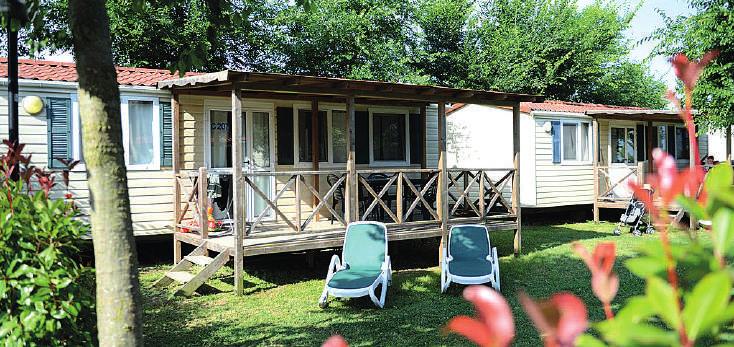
xmin=184 ymin=255 xmax=214 ymax=266
xmin=166 ymin=271 xmax=195 ymax=283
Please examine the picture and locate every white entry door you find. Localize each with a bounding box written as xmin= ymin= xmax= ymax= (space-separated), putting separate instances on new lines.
xmin=609 ymin=126 xmax=637 ymax=199
xmin=245 ymin=110 xmax=275 ymax=221
xmin=208 ymin=109 xmax=275 ymax=222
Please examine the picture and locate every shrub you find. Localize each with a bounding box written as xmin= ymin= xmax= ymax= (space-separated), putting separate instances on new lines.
xmin=0 ymin=142 xmax=94 ymax=346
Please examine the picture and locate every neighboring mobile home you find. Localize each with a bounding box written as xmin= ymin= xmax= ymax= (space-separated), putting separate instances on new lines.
xmin=447 ymin=101 xmax=709 ymax=218
xmin=0 ymin=58 xmax=195 ymax=236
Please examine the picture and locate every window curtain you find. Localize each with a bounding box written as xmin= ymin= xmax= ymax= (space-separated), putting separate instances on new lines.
xmin=128 ymin=100 xmax=154 ymax=165
xmin=372 ymin=113 xmax=405 ymax=161
xmin=332 ymin=110 xmax=347 ymax=163
xmin=562 ymin=123 xmax=577 ymax=160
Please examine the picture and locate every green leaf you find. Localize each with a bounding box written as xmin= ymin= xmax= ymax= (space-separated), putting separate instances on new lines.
xmin=683 ymin=271 xmax=732 ymax=340
xmin=575 ymin=334 xmax=605 ymax=347
xmin=625 ymin=257 xmax=667 ymax=279
xmin=676 ymin=196 xmax=706 ymax=221
xmin=615 ymin=296 xmax=655 ymax=323
xmin=712 ymin=209 xmax=734 ymax=257
xmin=646 ymin=276 xmax=681 ymax=330
xmin=706 ymin=163 xmax=733 ymax=192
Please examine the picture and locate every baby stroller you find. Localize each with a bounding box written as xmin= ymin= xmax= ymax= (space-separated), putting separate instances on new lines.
xmin=613 ymin=196 xmax=655 ymax=236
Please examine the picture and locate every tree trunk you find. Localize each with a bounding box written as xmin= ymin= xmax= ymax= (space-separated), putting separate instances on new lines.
xmin=68 ymin=1 xmax=142 ymax=345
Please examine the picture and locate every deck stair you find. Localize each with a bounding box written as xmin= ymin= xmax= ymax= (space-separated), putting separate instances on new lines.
xmin=153 ymin=244 xmax=230 ymax=296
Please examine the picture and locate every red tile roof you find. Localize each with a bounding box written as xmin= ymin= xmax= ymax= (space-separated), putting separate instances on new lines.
xmin=0 ymin=58 xmax=200 ymax=87
xmin=519 ymin=100 xmax=647 ymax=114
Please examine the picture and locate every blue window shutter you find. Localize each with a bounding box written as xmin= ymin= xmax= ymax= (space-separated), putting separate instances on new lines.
xmin=160 ymin=102 xmax=173 ymax=166
xmin=47 ymin=97 xmax=72 ymax=168
xmin=551 ymin=120 xmax=561 ymax=163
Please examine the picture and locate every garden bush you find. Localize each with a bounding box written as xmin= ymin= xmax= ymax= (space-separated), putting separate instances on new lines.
xmin=0 ymin=142 xmax=94 ymax=346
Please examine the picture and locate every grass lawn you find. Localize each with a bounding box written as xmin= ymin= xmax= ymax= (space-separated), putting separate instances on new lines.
xmin=139 ymin=222 xmax=695 ymax=346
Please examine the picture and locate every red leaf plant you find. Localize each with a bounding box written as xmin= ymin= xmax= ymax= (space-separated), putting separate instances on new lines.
xmin=624 ymin=51 xmax=718 ymax=347
xmin=322 ymin=335 xmax=349 ymax=347
xmin=446 ymin=285 xmax=515 ymax=347
xmin=573 ymin=242 xmax=618 ymax=319
xmin=519 ymin=292 xmax=588 ymax=347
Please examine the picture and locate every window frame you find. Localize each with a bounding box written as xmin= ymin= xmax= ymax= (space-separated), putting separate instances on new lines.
xmin=292 ymin=104 xmax=348 ymax=168
xmin=558 ymin=119 xmax=592 ymax=165
xmin=71 ymin=95 xmax=163 ymax=171
xmin=674 ymin=125 xmax=690 ymax=160
xmin=368 ymin=107 xmax=411 ymax=166
xmin=609 ymin=125 xmax=637 ymax=165
xmin=120 ymin=96 xmax=161 ymax=170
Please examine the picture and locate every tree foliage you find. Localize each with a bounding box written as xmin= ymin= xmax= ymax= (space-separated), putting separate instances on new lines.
xmin=11 ymin=0 xmax=666 ymax=106
xmin=652 ymin=0 xmax=734 ymax=131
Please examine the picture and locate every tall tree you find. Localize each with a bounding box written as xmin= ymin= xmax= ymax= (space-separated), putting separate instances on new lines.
xmin=457 ymin=0 xmax=665 ymax=107
xmin=414 ymin=0 xmax=473 ymax=87
xmin=269 ymin=0 xmax=427 ymax=83
xmin=68 ymin=0 xmax=142 ymax=345
xmin=652 ymin=0 xmax=734 ymax=131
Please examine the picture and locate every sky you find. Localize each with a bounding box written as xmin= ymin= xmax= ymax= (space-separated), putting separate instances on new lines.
xmin=577 ymin=0 xmax=694 ymax=89
xmin=45 ymin=0 xmax=693 ymax=89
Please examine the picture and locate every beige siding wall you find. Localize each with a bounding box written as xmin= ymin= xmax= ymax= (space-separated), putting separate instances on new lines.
xmin=0 ymin=85 xmax=174 ymax=236
xmin=177 ymin=95 xmax=438 ymax=221
xmin=533 ymin=115 xmax=595 ymax=207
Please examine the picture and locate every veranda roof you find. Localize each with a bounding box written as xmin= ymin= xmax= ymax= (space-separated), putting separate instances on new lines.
xmin=585 ymin=109 xmax=683 ymax=123
xmin=157 ymin=70 xmax=544 ymax=105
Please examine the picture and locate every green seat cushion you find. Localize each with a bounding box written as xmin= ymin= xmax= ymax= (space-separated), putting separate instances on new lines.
xmin=328 ymin=269 xmax=382 ymax=289
xmin=343 ymin=223 xmax=386 ymax=271
xmin=449 ymin=259 xmax=493 ymax=277
xmin=449 ymin=225 xmax=490 ymax=262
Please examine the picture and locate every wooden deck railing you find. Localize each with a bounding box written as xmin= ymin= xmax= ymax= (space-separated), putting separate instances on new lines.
xmin=594 ymin=162 xmax=644 ymax=201
xmin=446 ymin=168 xmax=516 ymax=221
xmin=241 ymin=170 xmax=348 ymax=234
xmin=355 ymin=168 xmax=440 ymax=225
xmin=173 ymin=166 xmax=520 ymax=240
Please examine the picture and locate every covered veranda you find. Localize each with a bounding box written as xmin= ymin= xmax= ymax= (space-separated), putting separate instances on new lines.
xmin=158 ymin=71 xmax=543 ymax=295
xmin=589 ymin=109 xmax=699 ymax=228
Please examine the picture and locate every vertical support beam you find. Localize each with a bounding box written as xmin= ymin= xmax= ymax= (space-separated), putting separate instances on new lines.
xmin=346 ymin=96 xmax=358 ymax=223
xmin=512 ymin=104 xmax=522 ymax=256
xmin=726 ymin=126 xmax=731 ymax=163
xmin=646 ymin=121 xmax=654 ymax=173
xmin=396 ymin=172 xmax=404 ymax=224
xmin=198 ymin=167 xmax=209 ymax=242
xmin=420 ymin=105 xmax=427 ymax=169
xmin=479 ymin=170 xmax=486 ymax=220
xmin=592 ymin=118 xmax=600 ymax=223
xmin=689 ymin=125 xmax=697 ymax=231
xmin=231 ymin=89 xmax=244 ymax=295
xmin=172 ymin=93 xmax=182 ymax=264
xmin=437 ymin=102 xmax=449 ymax=265
xmin=637 ymin=161 xmax=645 ymax=185
xmin=311 ymin=100 xmax=320 ymax=220
xmin=295 ymin=175 xmax=302 ymax=231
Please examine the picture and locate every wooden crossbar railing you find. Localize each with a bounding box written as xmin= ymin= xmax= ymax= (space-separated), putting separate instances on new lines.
xmin=355 ymin=168 xmax=440 ymax=225
xmin=446 ymin=168 xmax=516 ymax=221
xmin=595 ymin=164 xmax=643 ymax=201
xmin=240 ymin=170 xmax=348 ymax=235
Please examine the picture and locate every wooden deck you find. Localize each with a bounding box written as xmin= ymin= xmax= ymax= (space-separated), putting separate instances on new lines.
xmin=175 ymin=218 xmax=517 ymax=257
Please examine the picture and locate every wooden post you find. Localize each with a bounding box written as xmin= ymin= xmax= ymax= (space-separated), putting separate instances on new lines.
xmin=231 ymin=89 xmax=244 ymax=295
xmin=689 ymin=126 xmax=697 ymax=231
xmin=420 ymin=105 xmax=427 ymax=170
xmin=726 ymin=126 xmax=731 ymax=163
xmin=512 ymin=104 xmax=521 ymax=256
xmin=295 ymin=175 xmax=302 ymax=231
xmin=198 ymin=167 xmax=208 ymax=243
xmin=311 ymin=99 xmax=320 ymax=220
xmin=437 ymin=102 xmax=449 ymax=265
xmin=637 ymin=161 xmax=645 ymax=185
xmin=397 ymin=172 xmax=404 ymax=224
xmin=172 ymin=93 xmax=182 ymax=264
xmin=645 ymin=121 xmax=654 ymax=173
xmin=346 ymin=96 xmax=357 ymax=223
xmin=592 ymin=118 xmax=600 ymax=223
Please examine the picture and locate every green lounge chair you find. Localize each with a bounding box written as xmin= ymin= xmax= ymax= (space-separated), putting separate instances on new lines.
xmin=319 ymin=222 xmax=392 ymax=308
xmin=441 ymin=224 xmax=500 ymax=293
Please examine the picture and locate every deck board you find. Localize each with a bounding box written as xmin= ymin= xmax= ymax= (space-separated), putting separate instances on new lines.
xmin=175 ymin=217 xmax=517 ymax=257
